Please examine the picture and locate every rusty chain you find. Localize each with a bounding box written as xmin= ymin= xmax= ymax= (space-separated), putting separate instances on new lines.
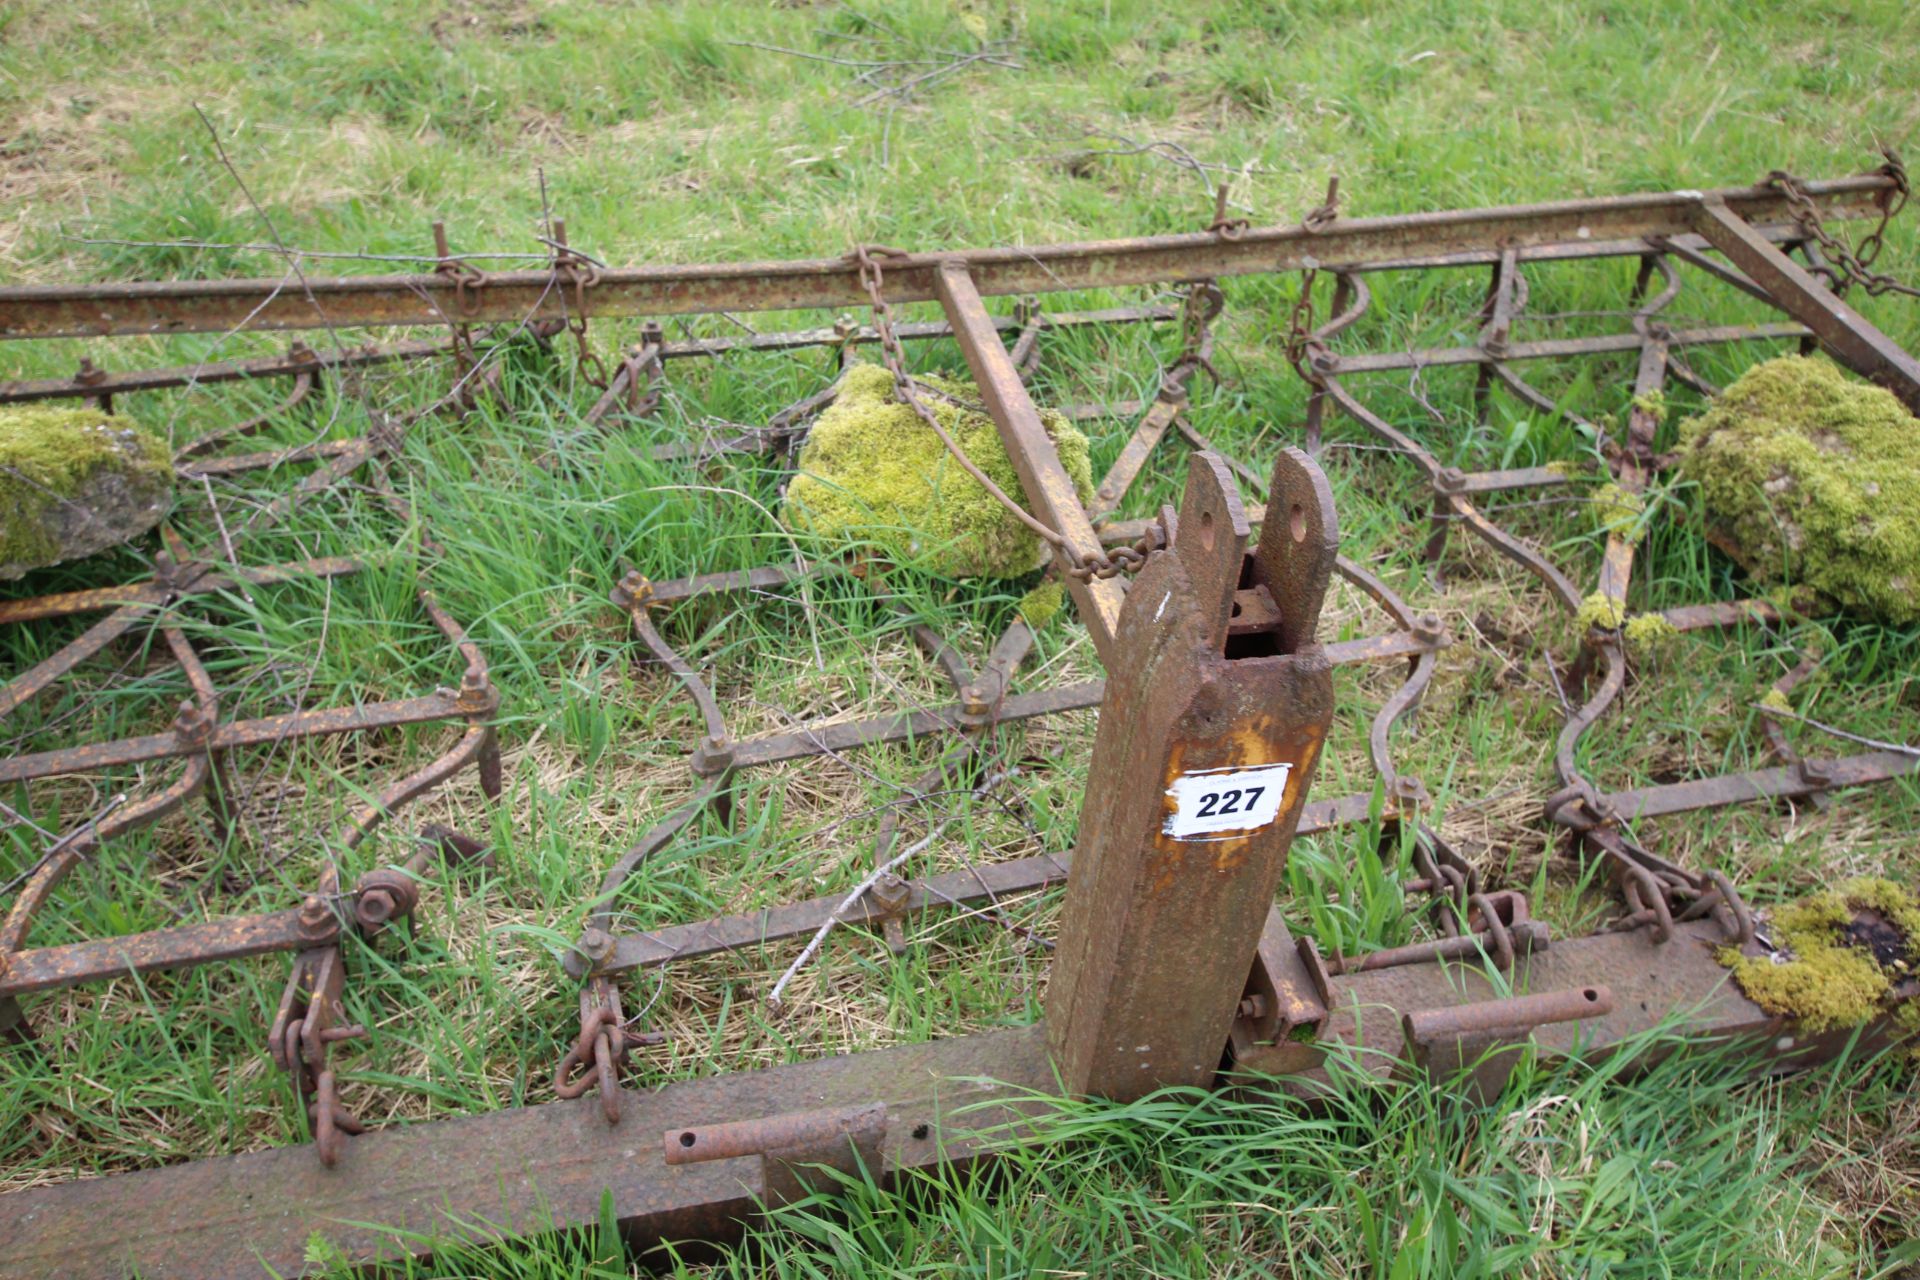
xmin=1768 ymin=153 xmax=1917 ymax=298
xmin=847 ymin=245 xmax=1163 ymax=582
xmin=555 ymin=976 xmax=666 ymax=1124
xmin=1285 ymin=265 xmax=1321 ymax=383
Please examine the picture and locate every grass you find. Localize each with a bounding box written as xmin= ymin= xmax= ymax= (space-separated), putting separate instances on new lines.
xmin=2 ymin=0 xmax=1919 ymax=1276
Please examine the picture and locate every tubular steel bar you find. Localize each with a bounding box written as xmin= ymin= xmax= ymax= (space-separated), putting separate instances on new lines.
xmin=0 ymin=175 xmax=1893 ymax=340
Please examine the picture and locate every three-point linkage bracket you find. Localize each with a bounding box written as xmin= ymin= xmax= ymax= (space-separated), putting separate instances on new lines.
xmin=1046 ymin=448 xmax=1338 ymax=1100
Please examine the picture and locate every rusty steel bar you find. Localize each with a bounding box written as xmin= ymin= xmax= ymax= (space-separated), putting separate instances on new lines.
xmin=10 ymin=915 xmax=1915 ymax=1278
xmin=1691 ymin=197 xmax=1920 ymax=410
xmin=0 ymin=339 xmax=442 ymax=403
xmin=664 ymin=1102 xmax=888 ymax=1166
xmin=584 ymin=786 xmax=1430 ymax=980
xmin=934 ymin=261 xmax=1127 ymax=658
xmin=1047 ymin=451 xmax=1336 ymax=1097
xmin=0 ymin=692 xmax=476 ymax=782
xmin=0 ymin=175 xmax=1890 ymax=340
xmin=0 ymin=907 xmax=326 ymax=998
xmin=0 ymin=555 xmax=364 ymax=627
xmin=1323 ymin=320 xmax=1809 ymax=375
xmin=1401 ymin=983 xmax=1614 ymax=1045
xmin=1604 ymin=749 xmax=1919 ymax=820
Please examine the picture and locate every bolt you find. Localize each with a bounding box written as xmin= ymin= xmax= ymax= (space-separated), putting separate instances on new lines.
xmin=171 ymin=699 xmax=212 ymax=747
xmin=1412 ymin=611 xmax=1445 ymax=643
xmin=611 ymin=570 xmax=651 ymax=610
xmin=297 ymin=894 xmax=336 ymax=941
xmin=1237 ymin=995 xmax=1267 ymax=1020
xmin=75 ymin=357 xmax=106 ymax=386
xmin=1437 ymin=466 xmax=1468 ymax=493
xmin=579 ymin=927 xmax=615 ymax=965
xmin=454 ymin=663 xmax=493 ymax=713
xmin=869 ymin=873 xmax=911 ymax=915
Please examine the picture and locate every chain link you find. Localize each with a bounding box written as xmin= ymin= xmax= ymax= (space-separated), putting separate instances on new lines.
xmin=1285 ymin=265 xmax=1321 ymax=383
xmin=846 ymin=245 xmax=1165 ymax=582
xmin=1767 ymin=153 xmax=1917 ymax=299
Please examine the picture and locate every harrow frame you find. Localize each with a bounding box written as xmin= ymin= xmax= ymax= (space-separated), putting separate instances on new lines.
xmin=1 ymin=167 xmax=1917 ymax=1277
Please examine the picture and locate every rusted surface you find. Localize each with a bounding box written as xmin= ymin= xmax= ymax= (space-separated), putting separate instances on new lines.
xmin=936 ymin=261 xmax=1127 ymax=656
xmin=8 ymin=921 xmax=1914 ymax=1278
xmin=666 ymin=1102 xmax=888 ymax=1167
xmin=6 ymin=168 xmax=1919 ymax=1269
xmin=1402 ymin=983 xmax=1614 ymax=1044
xmin=0 ymin=907 xmax=324 ymax=998
xmin=1046 ymin=451 xmax=1336 ymax=1097
xmin=0 ymin=1024 xmax=1057 ymax=1280
xmin=1692 ymin=196 xmax=1920 ymax=409
xmin=0 ymin=175 xmax=1890 ymax=338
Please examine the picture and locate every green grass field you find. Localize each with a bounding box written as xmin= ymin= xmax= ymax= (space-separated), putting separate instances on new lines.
xmin=3 ymin=1 xmax=1919 ymax=1276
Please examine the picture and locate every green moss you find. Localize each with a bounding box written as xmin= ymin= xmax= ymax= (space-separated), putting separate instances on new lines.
xmin=1677 ymin=356 xmax=1920 ymax=624
xmin=1574 ymin=590 xmax=1627 ymax=631
xmin=1591 ymin=482 xmax=1646 ymax=543
xmin=0 ymin=406 xmax=171 ymax=568
xmin=1622 ymin=612 xmax=1678 ymax=653
xmin=1631 ymin=388 xmax=1668 ymax=424
xmin=1722 ymin=878 xmax=1920 ymax=1033
xmin=1757 ymin=688 xmax=1793 ymax=715
xmin=782 ymin=364 xmax=1094 ymax=579
xmin=1015 ymin=580 xmax=1065 ymax=628
xmin=1544 ymin=459 xmax=1575 ymax=478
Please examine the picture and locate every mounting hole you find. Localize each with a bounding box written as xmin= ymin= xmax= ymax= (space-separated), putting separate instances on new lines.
xmin=1289 ymin=503 xmax=1307 ymax=542
xmin=679 ymin=1131 xmax=697 ymax=1148
xmin=1198 ymin=509 xmax=1215 ymax=551
xmin=1583 ymin=989 xmax=1600 ymax=1003
xmin=912 ymin=1122 xmax=930 ymax=1140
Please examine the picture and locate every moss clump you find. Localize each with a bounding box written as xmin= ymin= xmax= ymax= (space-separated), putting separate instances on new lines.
xmin=1574 ymin=590 xmax=1627 ymax=631
xmin=1757 ymin=688 xmax=1793 ymax=715
xmin=1677 ymin=356 xmax=1920 ymax=624
xmin=1631 ymin=388 xmax=1668 ymax=424
xmin=1622 ymin=612 xmax=1678 ymax=654
xmin=1015 ymin=579 xmax=1064 ymax=628
xmin=1591 ymin=482 xmax=1646 ymax=543
xmin=1722 ymin=878 xmax=1920 ymax=1033
xmin=1 ymin=405 xmax=171 ymax=576
xmin=782 ymin=364 xmax=1094 ymax=579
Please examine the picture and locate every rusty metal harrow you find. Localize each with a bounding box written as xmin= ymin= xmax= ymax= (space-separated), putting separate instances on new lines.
xmin=1 ymin=163 xmax=1917 ymax=1277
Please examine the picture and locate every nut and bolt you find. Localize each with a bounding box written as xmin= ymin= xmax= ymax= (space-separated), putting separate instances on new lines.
xmin=578 ymin=927 xmax=616 ymax=967
xmin=297 ymin=894 xmax=337 ymax=941
xmin=171 ymin=699 xmax=213 ymax=747
xmin=454 ymin=663 xmax=494 ymax=713
xmin=1436 ymin=466 xmax=1468 ymax=493
xmin=869 ymin=873 xmax=911 ymax=916
xmin=611 ymin=570 xmax=652 ymax=610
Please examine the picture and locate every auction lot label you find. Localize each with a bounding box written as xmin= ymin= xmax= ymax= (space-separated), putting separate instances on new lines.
xmin=1162 ymin=763 xmax=1293 ymax=841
